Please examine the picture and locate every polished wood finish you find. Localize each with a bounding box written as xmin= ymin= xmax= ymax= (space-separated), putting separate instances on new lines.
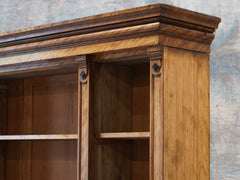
xmin=0 ymin=134 xmax=78 ymax=140
xmin=89 ymin=63 xmax=132 ymax=180
xmin=79 ymin=65 xmax=90 ymax=180
xmin=148 ymin=45 xmax=164 ymax=180
xmin=0 ymin=55 xmax=86 ymax=78
xmin=0 ymin=4 xmax=220 ymax=69
xmin=1 ymin=74 xmax=78 ymax=180
xmin=0 ymin=3 xmax=220 ymax=180
xmin=31 ymin=140 xmax=77 ymax=180
xmin=163 ymin=47 xmax=210 ymax=180
xmin=0 ymin=4 xmax=219 ymax=46
xmin=23 ymin=74 xmax=78 ymax=135
xmin=88 ymin=63 xmax=150 ymax=180
xmin=98 ymin=132 xmax=150 ymax=139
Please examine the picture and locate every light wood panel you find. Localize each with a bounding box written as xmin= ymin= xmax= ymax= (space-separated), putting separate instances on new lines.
xmin=98 ymin=132 xmax=150 ymax=139
xmin=80 ymin=66 xmax=90 ymax=180
xmin=197 ymin=48 xmax=210 ymax=179
xmin=0 ymin=134 xmax=78 ymax=140
xmin=148 ymin=45 xmax=164 ymax=180
xmin=0 ymin=35 xmax=159 ymax=66
xmin=0 ymin=55 xmax=86 ymax=78
xmin=163 ymin=47 xmax=210 ymax=180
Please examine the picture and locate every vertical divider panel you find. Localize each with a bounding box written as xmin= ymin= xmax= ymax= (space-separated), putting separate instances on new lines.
xmin=77 ymin=56 xmax=90 ymax=180
xmin=148 ymin=45 xmax=163 ymax=180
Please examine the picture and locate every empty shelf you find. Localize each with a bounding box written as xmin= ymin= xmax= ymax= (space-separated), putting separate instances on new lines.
xmin=0 ymin=134 xmax=78 ymax=140
xmin=98 ymin=132 xmax=150 ymax=139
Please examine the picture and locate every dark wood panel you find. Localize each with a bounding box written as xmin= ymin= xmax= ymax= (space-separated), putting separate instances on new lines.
xmin=90 ymin=62 xmax=150 ymax=180
xmin=5 ymin=141 xmax=23 ymax=180
xmin=24 ymin=73 xmax=78 ymax=135
xmin=97 ymin=143 xmax=132 ymax=180
xmin=132 ymin=140 xmax=149 ymax=180
xmin=7 ymin=80 xmax=24 ymax=135
xmin=0 ymin=141 xmax=6 ymax=180
xmin=31 ymin=140 xmax=77 ymax=180
xmin=132 ymin=64 xmax=150 ymax=132
xmin=5 ymin=80 xmax=24 ymax=179
xmin=0 ymin=88 xmax=7 ymax=135
xmin=90 ymin=63 xmax=132 ymax=180
xmin=131 ymin=64 xmax=150 ymax=180
xmin=0 ymin=87 xmax=7 ymax=180
xmin=92 ymin=63 xmax=132 ymax=133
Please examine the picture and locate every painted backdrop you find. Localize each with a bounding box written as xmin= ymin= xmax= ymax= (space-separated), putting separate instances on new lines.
xmin=0 ymin=0 xmax=239 ymax=179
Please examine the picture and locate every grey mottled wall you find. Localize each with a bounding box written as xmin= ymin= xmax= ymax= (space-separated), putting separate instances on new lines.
xmin=0 ymin=0 xmax=239 ymax=179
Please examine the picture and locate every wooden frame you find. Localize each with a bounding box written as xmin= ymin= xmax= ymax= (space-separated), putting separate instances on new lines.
xmin=0 ymin=3 xmax=220 ymax=180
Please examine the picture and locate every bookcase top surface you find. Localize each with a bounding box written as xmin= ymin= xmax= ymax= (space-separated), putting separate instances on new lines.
xmin=0 ymin=4 xmax=221 ymax=47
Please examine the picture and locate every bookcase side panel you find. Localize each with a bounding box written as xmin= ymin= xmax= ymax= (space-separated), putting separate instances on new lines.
xmin=163 ymin=47 xmax=210 ymax=180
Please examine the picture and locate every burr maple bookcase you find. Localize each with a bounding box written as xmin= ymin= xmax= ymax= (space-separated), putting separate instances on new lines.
xmin=0 ymin=4 xmax=220 ymax=180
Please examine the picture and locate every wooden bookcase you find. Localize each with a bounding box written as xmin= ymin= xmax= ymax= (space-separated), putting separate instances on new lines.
xmin=0 ymin=4 xmax=220 ymax=180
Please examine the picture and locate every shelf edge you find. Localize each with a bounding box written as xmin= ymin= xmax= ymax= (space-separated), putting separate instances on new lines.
xmin=98 ymin=132 xmax=150 ymax=139
xmin=0 ymin=134 xmax=78 ymax=141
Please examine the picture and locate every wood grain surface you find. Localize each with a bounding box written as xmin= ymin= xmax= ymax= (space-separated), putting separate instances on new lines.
xmin=163 ymin=47 xmax=210 ymax=180
xmin=0 ymin=4 xmax=220 ymax=68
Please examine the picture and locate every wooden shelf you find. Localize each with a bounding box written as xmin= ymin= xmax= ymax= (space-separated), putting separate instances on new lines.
xmin=98 ymin=132 xmax=150 ymax=139
xmin=0 ymin=134 xmax=78 ymax=141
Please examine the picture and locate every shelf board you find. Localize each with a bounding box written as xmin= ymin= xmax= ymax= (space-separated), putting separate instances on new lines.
xmin=98 ymin=132 xmax=150 ymax=139
xmin=0 ymin=134 xmax=78 ymax=141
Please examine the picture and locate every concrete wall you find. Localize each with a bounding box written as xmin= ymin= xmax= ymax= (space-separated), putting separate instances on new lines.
xmin=0 ymin=0 xmax=239 ymax=179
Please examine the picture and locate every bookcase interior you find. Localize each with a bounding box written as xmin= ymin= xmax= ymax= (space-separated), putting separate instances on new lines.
xmin=0 ymin=73 xmax=78 ymax=180
xmin=90 ymin=62 xmax=150 ymax=135
xmin=90 ymin=62 xmax=150 ymax=180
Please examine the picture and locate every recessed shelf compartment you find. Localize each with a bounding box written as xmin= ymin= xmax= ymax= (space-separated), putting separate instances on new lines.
xmin=89 ymin=61 xmax=150 ymax=180
xmin=0 ymin=140 xmax=77 ymax=180
xmin=96 ymin=139 xmax=149 ymax=180
xmin=90 ymin=62 xmax=150 ymax=134
xmin=0 ymin=73 xmax=78 ymax=136
xmin=0 ymin=73 xmax=79 ymax=180
xmin=98 ymin=132 xmax=150 ymax=139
